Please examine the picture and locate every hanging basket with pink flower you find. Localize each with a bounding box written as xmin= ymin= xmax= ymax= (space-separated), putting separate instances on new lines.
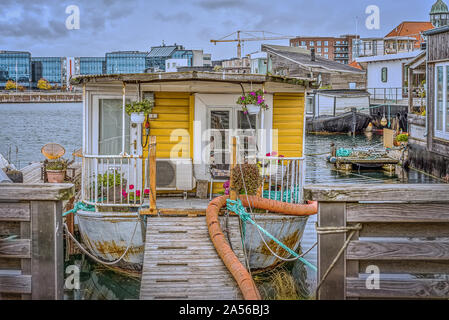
xmin=236 ymin=89 xmax=269 ymax=115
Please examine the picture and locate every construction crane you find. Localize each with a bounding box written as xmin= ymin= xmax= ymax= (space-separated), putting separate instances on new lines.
xmin=210 ymin=30 xmax=294 ymax=59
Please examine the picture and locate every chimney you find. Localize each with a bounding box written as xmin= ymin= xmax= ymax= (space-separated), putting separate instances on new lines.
xmin=311 ymin=48 xmax=316 ymax=61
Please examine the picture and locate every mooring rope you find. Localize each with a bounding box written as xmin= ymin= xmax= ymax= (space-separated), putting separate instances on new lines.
xmin=63 ymin=217 xmax=140 ymax=266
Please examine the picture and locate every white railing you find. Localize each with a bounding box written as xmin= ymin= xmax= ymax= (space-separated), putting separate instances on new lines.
xmin=248 ymin=156 xmax=305 ymax=204
xmin=81 ymin=154 xmax=149 ymax=207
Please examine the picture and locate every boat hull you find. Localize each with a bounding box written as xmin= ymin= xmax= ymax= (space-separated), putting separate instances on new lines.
xmin=76 ymin=210 xmax=146 ymax=274
xmin=243 ymin=214 xmax=309 ymax=273
xmin=307 ymin=111 xmax=371 ymax=133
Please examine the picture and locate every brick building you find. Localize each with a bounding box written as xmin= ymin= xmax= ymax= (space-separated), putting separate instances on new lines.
xmin=289 ymin=35 xmax=358 ymax=64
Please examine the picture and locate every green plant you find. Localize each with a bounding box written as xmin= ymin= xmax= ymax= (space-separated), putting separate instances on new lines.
xmin=236 ymin=89 xmax=269 ymax=113
xmin=45 ymin=159 xmax=67 ymax=171
xmin=231 ymin=163 xmax=263 ymax=195
xmin=124 ymin=99 xmax=154 ymax=116
xmin=396 ymin=134 xmax=409 ymax=142
xmin=96 ymin=170 xmax=123 ymax=189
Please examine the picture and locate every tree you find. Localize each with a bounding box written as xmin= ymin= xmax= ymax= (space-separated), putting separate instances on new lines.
xmin=37 ymin=78 xmax=52 ymax=90
xmin=5 ymin=80 xmax=17 ymax=90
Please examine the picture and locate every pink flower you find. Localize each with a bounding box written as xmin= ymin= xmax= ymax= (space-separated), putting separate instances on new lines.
xmin=129 ymin=184 xmax=134 ymax=190
xmin=122 ymin=191 xmax=128 ymax=198
xmin=250 ymin=92 xmax=256 ymax=96
xmin=136 ymin=190 xmax=141 ymax=197
xmin=241 ymin=96 xmax=245 ymax=101
xmin=144 ymin=189 xmax=150 ymax=194
xmin=244 ymin=111 xmax=248 ymax=115
xmin=223 ymin=180 xmax=230 ymax=188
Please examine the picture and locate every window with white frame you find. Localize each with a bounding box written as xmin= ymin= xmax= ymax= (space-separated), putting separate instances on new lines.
xmin=434 ymin=63 xmax=449 ymax=140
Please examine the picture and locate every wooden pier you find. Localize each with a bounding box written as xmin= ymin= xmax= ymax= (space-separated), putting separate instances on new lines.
xmin=0 ymin=183 xmax=74 ymax=300
xmin=305 ymin=184 xmax=449 ymax=300
xmin=139 ymin=213 xmax=245 ymax=300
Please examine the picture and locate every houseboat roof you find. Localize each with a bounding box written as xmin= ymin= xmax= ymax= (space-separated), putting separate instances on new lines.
xmin=423 ymin=25 xmax=449 ymax=35
xmin=261 ymin=44 xmax=365 ymax=74
xmin=70 ymin=71 xmax=314 ymax=87
xmin=356 ymin=50 xmax=423 ymax=63
xmin=312 ymin=89 xmax=370 ymax=98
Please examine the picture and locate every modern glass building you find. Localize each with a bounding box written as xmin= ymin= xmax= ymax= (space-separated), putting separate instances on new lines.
xmin=147 ymin=45 xmax=182 ymax=72
xmin=0 ymin=51 xmax=32 ymax=88
xmin=105 ymin=51 xmax=148 ymax=74
xmin=31 ymin=57 xmax=67 ymax=87
xmin=75 ymin=57 xmax=106 ymax=75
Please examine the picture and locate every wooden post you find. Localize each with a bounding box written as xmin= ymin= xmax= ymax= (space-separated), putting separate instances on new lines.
xmin=149 ymin=136 xmax=157 ymax=213
xmin=408 ymin=67 xmax=413 ymax=113
xmin=230 ymin=137 xmax=237 ymax=201
xmin=317 ymin=202 xmax=347 ymax=300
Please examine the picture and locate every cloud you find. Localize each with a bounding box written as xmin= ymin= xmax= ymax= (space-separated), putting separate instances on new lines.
xmin=196 ymin=0 xmax=247 ymax=10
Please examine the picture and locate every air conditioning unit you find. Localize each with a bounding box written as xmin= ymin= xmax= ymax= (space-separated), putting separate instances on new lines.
xmin=156 ymin=159 xmax=194 ymax=191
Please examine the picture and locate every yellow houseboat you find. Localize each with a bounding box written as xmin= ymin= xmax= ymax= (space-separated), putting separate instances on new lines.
xmin=70 ymin=71 xmax=313 ymax=273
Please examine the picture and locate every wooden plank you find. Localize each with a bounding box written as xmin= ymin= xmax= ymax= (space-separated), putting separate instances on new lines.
xmin=0 ymin=258 xmax=22 ymax=270
xmin=0 ymin=274 xmax=31 ymax=294
xmin=0 ymin=221 xmax=20 ymax=236
xmin=0 ymin=184 xmax=74 ymax=201
xmin=347 ymin=203 xmax=449 ymax=223
xmin=359 ymin=260 xmax=449 ymax=274
xmin=0 ymin=239 xmax=31 ymax=258
xmin=0 ymin=203 xmax=30 ymax=221
xmin=346 ymin=277 xmax=449 ymax=299
xmin=317 ymin=202 xmax=346 ymax=300
xmin=347 ymin=241 xmax=449 ymax=260
xmin=30 ymin=201 xmax=64 ymax=300
xmin=20 ymin=220 xmax=31 ymax=300
xmin=360 ymin=222 xmax=449 ymax=238
xmin=304 ymin=184 xmax=449 ymax=202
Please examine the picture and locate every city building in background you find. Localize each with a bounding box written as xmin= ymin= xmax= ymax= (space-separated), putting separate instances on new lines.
xmin=250 ymin=52 xmax=268 ymax=74
xmin=289 ymin=35 xmax=358 ymax=64
xmin=31 ymin=57 xmax=67 ymax=87
xmin=0 ymin=51 xmax=32 ymax=88
xmin=146 ymin=44 xmax=182 ymax=72
xmin=105 ymin=51 xmax=148 ymax=74
xmin=383 ymin=21 xmax=433 ymax=54
xmin=430 ymin=0 xmax=449 ymax=27
xmin=221 ymin=56 xmax=251 ymax=73
xmin=75 ymin=57 xmax=106 ymax=75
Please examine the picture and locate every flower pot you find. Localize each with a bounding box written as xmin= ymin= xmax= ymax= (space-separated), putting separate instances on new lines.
xmin=246 ymin=104 xmax=261 ymax=115
xmin=46 ymin=170 xmax=66 ymax=183
xmin=130 ymin=112 xmax=145 ymax=124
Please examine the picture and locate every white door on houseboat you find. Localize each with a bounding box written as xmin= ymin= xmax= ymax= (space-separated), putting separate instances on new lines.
xmin=208 ymin=108 xmax=258 ymax=168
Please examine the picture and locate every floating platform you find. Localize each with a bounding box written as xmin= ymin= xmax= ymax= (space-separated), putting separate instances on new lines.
xmin=333 ymin=156 xmax=399 ymax=172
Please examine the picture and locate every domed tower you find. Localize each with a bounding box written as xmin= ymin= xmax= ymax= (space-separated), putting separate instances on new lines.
xmin=430 ymin=0 xmax=449 ymax=27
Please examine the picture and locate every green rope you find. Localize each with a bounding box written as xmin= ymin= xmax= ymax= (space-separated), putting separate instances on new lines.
xmin=262 ymin=186 xmax=301 ymax=203
xmin=226 ymin=199 xmax=317 ymax=272
xmin=63 ymin=201 xmax=95 ymax=217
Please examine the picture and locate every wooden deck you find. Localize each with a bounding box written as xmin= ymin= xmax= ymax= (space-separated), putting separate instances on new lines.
xmin=21 ymin=163 xmax=43 ymax=183
xmin=139 ymin=215 xmax=246 ymax=300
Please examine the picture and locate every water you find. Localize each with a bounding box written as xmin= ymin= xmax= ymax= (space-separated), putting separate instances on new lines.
xmin=0 ymin=103 xmax=440 ymax=299
xmin=0 ymin=103 xmax=82 ymax=168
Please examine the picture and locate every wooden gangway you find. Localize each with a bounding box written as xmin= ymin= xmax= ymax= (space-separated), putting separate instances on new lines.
xmin=139 ymin=214 xmax=246 ymax=300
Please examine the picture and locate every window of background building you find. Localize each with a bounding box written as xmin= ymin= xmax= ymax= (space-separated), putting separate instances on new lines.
xmin=324 ymin=48 xmax=329 ymax=53
xmin=317 ymin=41 xmax=321 ymax=46
xmin=317 ymin=48 xmax=322 ymax=53
xmin=324 ymin=41 xmax=328 ymax=46
xmin=381 ymin=67 xmax=388 ymax=83
xmin=301 ymin=41 xmax=306 ymax=46
xmin=324 ymin=54 xmax=329 ymax=59
xmin=310 ymin=41 xmax=314 ymax=46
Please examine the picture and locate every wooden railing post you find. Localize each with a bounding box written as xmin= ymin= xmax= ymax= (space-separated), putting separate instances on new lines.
xmin=149 ymin=136 xmax=157 ymax=213
xmin=317 ymin=202 xmax=347 ymax=300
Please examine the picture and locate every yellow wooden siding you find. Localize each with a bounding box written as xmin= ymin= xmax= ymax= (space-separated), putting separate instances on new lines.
xmin=143 ymin=92 xmax=192 ymax=159
xmin=272 ymin=93 xmax=305 ymax=157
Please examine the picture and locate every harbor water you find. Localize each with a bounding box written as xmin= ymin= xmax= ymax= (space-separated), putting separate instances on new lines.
xmin=0 ymin=103 xmax=440 ymax=299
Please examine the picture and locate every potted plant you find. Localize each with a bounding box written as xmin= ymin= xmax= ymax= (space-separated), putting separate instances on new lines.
xmin=45 ymin=159 xmax=67 ymax=183
xmin=96 ymin=170 xmax=127 ymax=202
xmin=230 ymin=163 xmax=263 ymax=196
xmin=396 ymin=134 xmax=409 ymax=147
xmin=236 ymin=89 xmax=269 ymax=115
xmin=125 ymin=99 xmax=154 ymax=124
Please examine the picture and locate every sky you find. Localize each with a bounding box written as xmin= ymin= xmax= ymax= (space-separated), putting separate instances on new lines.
xmin=0 ymin=0 xmax=437 ymax=60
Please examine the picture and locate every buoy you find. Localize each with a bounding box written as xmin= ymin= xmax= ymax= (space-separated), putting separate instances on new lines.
xmin=365 ymin=122 xmax=373 ymax=132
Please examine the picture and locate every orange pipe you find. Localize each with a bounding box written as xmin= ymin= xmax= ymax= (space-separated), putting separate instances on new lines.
xmin=206 ymin=195 xmax=318 ymax=300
